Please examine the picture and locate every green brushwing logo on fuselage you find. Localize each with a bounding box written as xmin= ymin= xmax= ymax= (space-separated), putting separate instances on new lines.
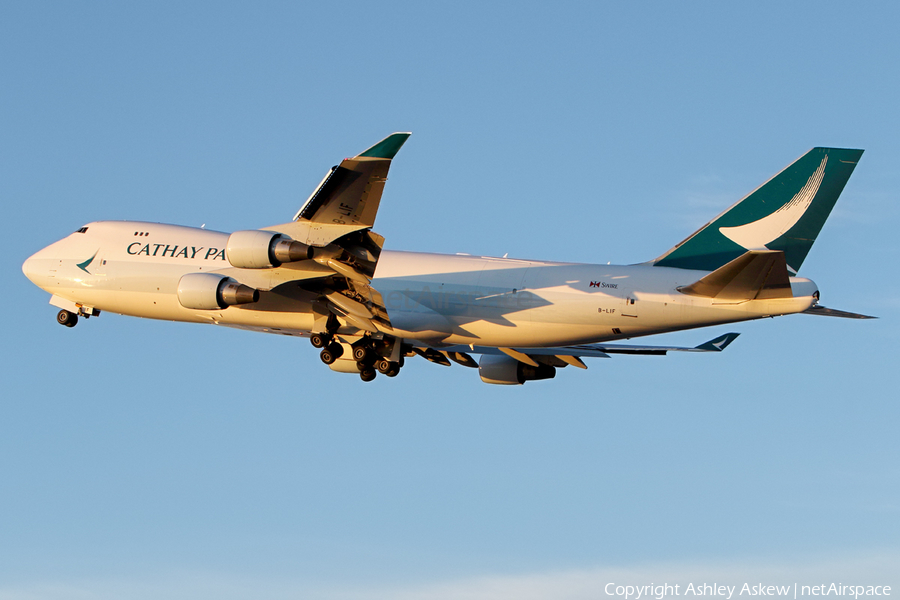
xmin=76 ymin=251 xmax=98 ymax=274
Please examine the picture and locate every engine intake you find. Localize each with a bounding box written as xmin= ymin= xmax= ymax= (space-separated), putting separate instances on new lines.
xmin=478 ymin=354 xmax=556 ymax=385
xmin=226 ymin=230 xmax=314 ymax=269
xmin=177 ymin=273 xmax=259 ymax=310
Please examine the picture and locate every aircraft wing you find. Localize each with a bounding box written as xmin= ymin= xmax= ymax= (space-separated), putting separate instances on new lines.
xmin=249 ymin=133 xmax=411 ymax=334
xmin=417 ymin=332 xmax=741 ymax=369
xmin=269 ymin=132 xmax=411 ymax=248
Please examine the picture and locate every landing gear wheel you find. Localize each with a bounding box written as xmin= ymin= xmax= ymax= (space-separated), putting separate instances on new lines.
xmin=57 ymin=309 xmax=78 ymax=328
xmin=352 ymin=345 xmax=372 ymax=363
xmin=310 ymin=333 xmax=330 ymax=348
xmin=320 ymin=342 xmax=343 ymax=365
xmin=359 ymin=367 xmax=377 ymax=382
xmin=375 ymin=359 xmax=392 ymax=374
xmin=320 ymin=347 xmax=337 ymax=365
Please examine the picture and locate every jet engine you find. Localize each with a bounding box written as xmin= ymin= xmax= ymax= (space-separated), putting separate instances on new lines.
xmin=478 ymin=354 xmax=556 ymax=385
xmin=225 ymin=230 xmax=314 ymax=269
xmin=177 ymin=273 xmax=259 ymax=310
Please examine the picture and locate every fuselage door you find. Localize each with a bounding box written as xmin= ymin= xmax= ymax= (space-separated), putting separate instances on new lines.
xmin=622 ymin=294 xmax=639 ymax=318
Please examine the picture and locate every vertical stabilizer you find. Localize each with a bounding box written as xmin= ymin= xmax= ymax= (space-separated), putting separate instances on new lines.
xmin=653 ymin=147 xmax=863 ymax=273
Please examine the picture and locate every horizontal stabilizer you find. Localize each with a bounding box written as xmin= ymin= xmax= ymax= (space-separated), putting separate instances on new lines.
xmin=802 ymin=305 xmax=877 ymax=319
xmin=433 ymin=332 xmax=740 ymax=364
xmin=677 ymin=250 xmax=792 ymax=301
xmin=694 ymin=332 xmax=741 ymax=351
xmin=591 ymin=332 xmax=740 ymax=355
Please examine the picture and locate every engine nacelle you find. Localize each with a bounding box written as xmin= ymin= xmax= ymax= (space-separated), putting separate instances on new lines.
xmin=226 ymin=230 xmax=314 ymax=269
xmin=177 ymin=273 xmax=259 ymax=310
xmin=478 ymin=354 xmax=556 ymax=385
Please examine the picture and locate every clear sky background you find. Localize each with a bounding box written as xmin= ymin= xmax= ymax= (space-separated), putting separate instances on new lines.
xmin=2 ymin=2 xmax=898 ymax=598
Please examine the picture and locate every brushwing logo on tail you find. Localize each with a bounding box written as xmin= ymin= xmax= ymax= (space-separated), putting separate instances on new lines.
xmin=718 ymin=156 xmax=828 ymax=265
xmin=653 ymin=147 xmax=861 ymax=273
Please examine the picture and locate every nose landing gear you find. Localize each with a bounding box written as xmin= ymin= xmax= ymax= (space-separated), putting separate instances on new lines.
xmin=54 ymin=305 xmax=99 ymax=328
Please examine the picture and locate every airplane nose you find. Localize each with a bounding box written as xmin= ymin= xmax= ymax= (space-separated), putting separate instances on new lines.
xmin=22 ymin=251 xmax=49 ymax=285
xmin=22 ymin=255 xmax=37 ymax=283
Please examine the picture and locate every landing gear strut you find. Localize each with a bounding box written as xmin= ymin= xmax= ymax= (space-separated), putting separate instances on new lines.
xmin=57 ymin=309 xmax=78 ymax=328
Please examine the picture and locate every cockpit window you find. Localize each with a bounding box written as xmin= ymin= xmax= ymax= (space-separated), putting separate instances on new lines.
xmin=76 ymin=227 xmax=89 ymax=233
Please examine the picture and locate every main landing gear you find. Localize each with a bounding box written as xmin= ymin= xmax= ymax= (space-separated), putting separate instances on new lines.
xmin=352 ymin=340 xmax=403 ymax=382
xmin=313 ymin=333 xmax=344 ymax=365
xmin=310 ymin=333 xmax=403 ymax=382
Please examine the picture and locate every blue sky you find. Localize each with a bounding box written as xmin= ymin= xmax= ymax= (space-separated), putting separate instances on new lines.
xmin=2 ymin=2 xmax=898 ymax=598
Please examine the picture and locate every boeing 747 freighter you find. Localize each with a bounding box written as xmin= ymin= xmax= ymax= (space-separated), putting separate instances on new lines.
xmin=22 ymin=133 xmax=872 ymax=383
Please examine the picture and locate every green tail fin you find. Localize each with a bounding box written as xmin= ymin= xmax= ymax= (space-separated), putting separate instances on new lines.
xmin=653 ymin=147 xmax=863 ymax=273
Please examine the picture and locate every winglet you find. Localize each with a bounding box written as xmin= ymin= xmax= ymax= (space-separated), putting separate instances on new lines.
xmin=356 ymin=132 xmax=412 ymax=159
xmin=695 ymin=332 xmax=740 ymax=352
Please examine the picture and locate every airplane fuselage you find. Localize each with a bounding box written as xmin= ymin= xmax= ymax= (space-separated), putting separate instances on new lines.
xmin=22 ymin=220 xmax=818 ymax=347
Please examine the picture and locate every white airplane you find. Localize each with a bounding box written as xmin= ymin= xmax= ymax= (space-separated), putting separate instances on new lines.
xmin=22 ymin=133 xmax=873 ymax=384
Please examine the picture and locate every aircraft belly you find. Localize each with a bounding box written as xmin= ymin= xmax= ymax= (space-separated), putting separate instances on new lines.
xmin=77 ymin=289 xmax=211 ymax=322
xmin=54 ymin=282 xmax=320 ymax=330
xmin=215 ymin=306 xmax=316 ymax=331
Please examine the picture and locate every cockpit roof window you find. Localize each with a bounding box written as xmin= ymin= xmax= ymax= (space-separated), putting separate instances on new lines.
xmin=76 ymin=227 xmax=88 ymax=233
